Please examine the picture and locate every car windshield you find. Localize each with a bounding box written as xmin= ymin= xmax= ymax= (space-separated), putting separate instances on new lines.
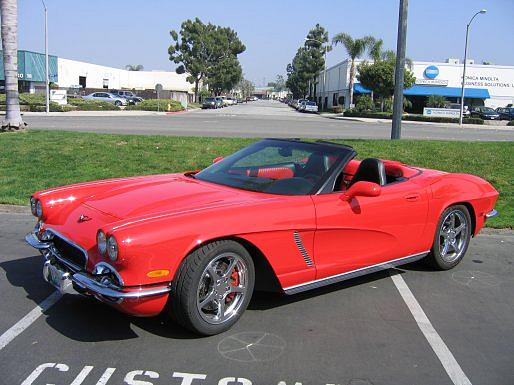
xmin=306 ymin=102 xmax=316 ymax=106
xmin=482 ymin=107 xmax=495 ymax=113
xmin=195 ymin=139 xmax=352 ymax=195
xmin=204 ymin=98 xmax=215 ymax=102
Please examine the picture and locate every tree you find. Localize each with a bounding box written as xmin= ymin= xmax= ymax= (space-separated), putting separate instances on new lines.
xmin=1 ymin=0 xmax=25 ymax=130
xmin=357 ymin=56 xmax=415 ymax=111
xmin=332 ymin=33 xmax=374 ymax=107
xmin=125 ymin=64 xmax=144 ymax=71
xmin=427 ymin=95 xmax=447 ymax=108
xmin=286 ymin=24 xmax=329 ymax=99
xmin=236 ymin=78 xmax=255 ymax=99
xmin=207 ymin=56 xmax=242 ymax=95
xmin=169 ymin=18 xmax=245 ymax=102
xmin=268 ymin=75 xmax=286 ymax=92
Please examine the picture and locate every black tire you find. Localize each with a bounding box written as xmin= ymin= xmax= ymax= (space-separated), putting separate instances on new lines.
xmin=169 ymin=240 xmax=255 ymax=335
xmin=114 ymin=100 xmax=122 ymax=107
xmin=426 ymin=204 xmax=472 ymax=270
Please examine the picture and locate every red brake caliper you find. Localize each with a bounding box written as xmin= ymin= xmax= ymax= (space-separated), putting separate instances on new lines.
xmin=226 ymin=267 xmax=239 ymax=303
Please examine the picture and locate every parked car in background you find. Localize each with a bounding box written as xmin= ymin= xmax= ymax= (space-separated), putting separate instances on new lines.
xmin=215 ymin=97 xmax=225 ymax=108
xmin=202 ymin=97 xmax=219 ymax=109
xmin=83 ymin=92 xmax=127 ymax=106
xmin=225 ymin=97 xmax=237 ymax=106
xmin=110 ymin=90 xmax=143 ymax=105
xmin=445 ymin=103 xmax=470 ymax=117
xmin=495 ymin=107 xmax=514 ymax=120
xmin=470 ymin=106 xmax=500 ymax=120
xmin=301 ymin=101 xmax=318 ymax=113
xmin=295 ymin=99 xmax=308 ymax=110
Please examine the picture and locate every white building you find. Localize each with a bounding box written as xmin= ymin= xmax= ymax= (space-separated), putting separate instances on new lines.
xmin=313 ymin=58 xmax=514 ymax=111
xmin=57 ymin=58 xmax=193 ymax=94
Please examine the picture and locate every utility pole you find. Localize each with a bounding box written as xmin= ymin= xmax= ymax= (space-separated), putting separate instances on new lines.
xmin=41 ymin=0 xmax=49 ymax=115
xmin=391 ymin=0 xmax=408 ymax=140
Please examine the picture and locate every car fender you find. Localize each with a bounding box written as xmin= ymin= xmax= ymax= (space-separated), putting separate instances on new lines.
xmin=427 ymin=173 xmax=498 ymax=239
xmin=102 ymin=196 xmax=316 ymax=289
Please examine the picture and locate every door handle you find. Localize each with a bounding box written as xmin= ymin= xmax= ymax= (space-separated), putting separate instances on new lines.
xmin=404 ymin=193 xmax=421 ymax=202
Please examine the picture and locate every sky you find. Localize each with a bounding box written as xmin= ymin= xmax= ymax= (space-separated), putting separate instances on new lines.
xmin=18 ymin=0 xmax=514 ymax=86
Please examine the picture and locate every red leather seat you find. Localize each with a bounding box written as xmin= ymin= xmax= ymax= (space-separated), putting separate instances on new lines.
xmin=256 ymin=167 xmax=294 ymax=180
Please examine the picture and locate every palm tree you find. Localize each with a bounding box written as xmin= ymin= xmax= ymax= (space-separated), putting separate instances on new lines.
xmin=125 ymin=64 xmax=144 ymax=71
xmin=1 ymin=0 xmax=25 ymax=130
xmin=332 ymin=33 xmax=374 ymax=107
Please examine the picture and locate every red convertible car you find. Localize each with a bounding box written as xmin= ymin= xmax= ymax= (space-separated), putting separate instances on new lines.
xmin=26 ymin=139 xmax=498 ymax=335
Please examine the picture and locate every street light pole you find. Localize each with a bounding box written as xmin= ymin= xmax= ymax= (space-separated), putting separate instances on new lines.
xmin=41 ymin=0 xmax=49 ymax=115
xmin=305 ymin=38 xmax=327 ymax=110
xmin=459 ymin=9 xmax=486 ymax=126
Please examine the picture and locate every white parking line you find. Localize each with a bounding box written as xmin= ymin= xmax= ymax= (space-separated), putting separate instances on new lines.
xmin=0 ymin=291 xmax=61 ymax=351
xmin=390 ymin=272 xmax=472 ymax=385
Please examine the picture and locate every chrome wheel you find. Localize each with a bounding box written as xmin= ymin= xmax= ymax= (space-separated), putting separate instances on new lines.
xmin=439 ymin=210 xmax=468 ymax=263
xmin=196 ymin=252 xmax=248 ymax=325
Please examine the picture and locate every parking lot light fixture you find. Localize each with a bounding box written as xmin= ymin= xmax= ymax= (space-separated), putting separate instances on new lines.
xmin=41 ymin=0 xmax=49 ymax=115
xmin=305 ymin=38 xmax=327 ymax=110
xmin=459 ymin=9 xmax=487 ymax=126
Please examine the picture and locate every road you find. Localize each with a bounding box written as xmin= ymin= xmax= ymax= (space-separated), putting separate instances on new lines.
xmin=1 ymin=210 xmax=513 ymax=385
xmin=22 ymin=100 xmax=514 ymax=141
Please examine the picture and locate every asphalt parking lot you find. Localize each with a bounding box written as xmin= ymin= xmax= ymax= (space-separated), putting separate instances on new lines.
xmin=21 ymin=100 xmax=514 ymax=142
xmin=1 ymin=210 xmax=513 ymax=385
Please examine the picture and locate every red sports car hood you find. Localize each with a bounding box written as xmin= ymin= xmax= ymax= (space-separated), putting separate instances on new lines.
xmin=83 ymin=174 xmax=253 ymax=219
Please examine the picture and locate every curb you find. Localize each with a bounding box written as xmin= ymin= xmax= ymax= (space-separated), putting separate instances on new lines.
xmin=0 ymin=204 xmax=31 ymax=214
xmin=165 ymin=110 xmax=190 ymax=116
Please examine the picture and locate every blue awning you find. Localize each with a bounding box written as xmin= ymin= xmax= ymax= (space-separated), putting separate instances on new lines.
xmin=353 ymin=83 xmax=490 ymax=99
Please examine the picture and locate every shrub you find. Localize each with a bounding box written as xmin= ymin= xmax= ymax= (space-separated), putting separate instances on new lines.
xmin=126 ymin=99 xmax=184 ymax=112
xmin=68 ymin=99 xmax=120 ymax=111
xmin=332 ymin=106 xmax=343 ymax=114
xmin=342 ymin=110 xmax=484 ymax=124
xmin=427 ymin=95 xmax=447 ymax=108
xmin=355 ymin=95 xmax=374 ymax=112
xmin=507 ymin=120 xmax=514 ymax=126
xmin=344 ymin=110 xmax=392 ymax=119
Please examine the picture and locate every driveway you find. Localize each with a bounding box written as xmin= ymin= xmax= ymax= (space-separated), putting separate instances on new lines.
xmin=1 ymin=210 xmax=513 ymax=385
xmin=21 ymin=100 xmax=514 ymax=141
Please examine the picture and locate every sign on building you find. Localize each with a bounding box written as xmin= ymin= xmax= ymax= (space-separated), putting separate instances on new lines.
xmin=423 ymin=107 xmax=460 ymax=118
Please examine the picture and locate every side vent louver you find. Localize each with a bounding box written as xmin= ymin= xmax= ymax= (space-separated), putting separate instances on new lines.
xmin=293 ymin=231 xmax=314 ymax=267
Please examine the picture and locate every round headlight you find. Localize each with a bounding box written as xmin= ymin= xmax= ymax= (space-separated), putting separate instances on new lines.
xmin=30 ymin=197 xmax=37 ymax=216
xmin=107 ymin=236 xmax=118 ymax=261
xmin=97 ymin=231 xmax=107 ymax=255
xmin=36 ymin=200 xmax=43 ymax=218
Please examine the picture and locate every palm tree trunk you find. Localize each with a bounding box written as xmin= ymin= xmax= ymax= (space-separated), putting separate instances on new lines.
xmin=348 ymin=59 xmax=355 ymax=108
xmin=1 ymin=0 xmax=25 ymax=130
xmin=194 ymin=80 xmax=199 ymax=103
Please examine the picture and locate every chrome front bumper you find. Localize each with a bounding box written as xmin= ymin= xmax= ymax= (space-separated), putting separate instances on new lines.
xmin=26 ymin=232 xmax=170 ymax=302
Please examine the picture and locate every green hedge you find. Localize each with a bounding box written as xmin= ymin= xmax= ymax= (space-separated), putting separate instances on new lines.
xmin=1 ymin=94 xmax=120 ymax=111
xmin=126 ymin=99 xmax=184 ymax=112
xmin=68 ymin=98 xmax=120 ymax=111
xmin=342 ymin=110 xmax=484 ymax=124
xmin=344 ymin=110 xmax=392 ymax=119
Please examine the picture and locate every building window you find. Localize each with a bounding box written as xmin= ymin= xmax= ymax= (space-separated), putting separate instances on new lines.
xmin=102 ymin=78 xmax=109 ymax=89
xmin=79 ymin=76 xmax=86 ymax=88
xmin=338 ymin=96 xmax=345 ymax=106
xmin=332 ymin=93 xmax=339 ymax=106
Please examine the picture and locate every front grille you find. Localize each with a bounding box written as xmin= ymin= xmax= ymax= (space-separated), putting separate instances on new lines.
xmin=52 ymin=235 xmax=87 ymax=269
